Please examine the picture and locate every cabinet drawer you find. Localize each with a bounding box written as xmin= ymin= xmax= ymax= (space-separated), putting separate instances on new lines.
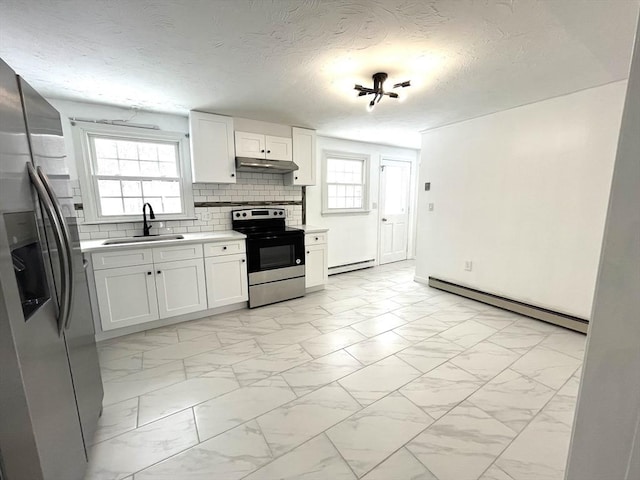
xmin=92 ymin=249 xmax=153 ymax=270
xmin=203 ymin=240 xmax=245 ymax=257
xmin=305 ymin=233 xmax=327 ymax=245
xmin=153 ymin=243 xmax=203 ymax=263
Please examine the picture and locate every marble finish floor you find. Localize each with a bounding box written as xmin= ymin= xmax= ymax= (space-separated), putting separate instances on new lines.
xmin=85 ymin=261 xmax=586 ymax=480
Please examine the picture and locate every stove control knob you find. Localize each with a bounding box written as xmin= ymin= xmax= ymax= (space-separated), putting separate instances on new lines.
xmin=295 ymin=259 xmax=301 ymax=264
xmin=280 ymin=211 xmax=284 ymax=215
xmin=235 ymin=213 xmax=240 ymax=217
xmin=242 ymin=213 xmax=247 ymax=217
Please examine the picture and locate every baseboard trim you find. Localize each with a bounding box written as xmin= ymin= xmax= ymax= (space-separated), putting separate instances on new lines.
xmin=329 ymin=259 xmax=376 ymax=275
xmin=428 ymin=277 xmax=589 ymax=334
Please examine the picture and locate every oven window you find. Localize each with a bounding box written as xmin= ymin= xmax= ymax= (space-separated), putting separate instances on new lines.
xmin=259 ymin=244 xmax=294 ymax=270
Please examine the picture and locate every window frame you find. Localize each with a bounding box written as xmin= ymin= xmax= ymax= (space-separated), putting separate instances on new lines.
xmin=73 ymin=122 xmax=194 ymax=224
xmin=321 ymin=150 xmax=370 ymax=215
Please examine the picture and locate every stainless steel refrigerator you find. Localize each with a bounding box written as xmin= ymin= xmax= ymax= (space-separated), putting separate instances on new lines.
xmin=0 ymin=58 xmax=103 ymax=480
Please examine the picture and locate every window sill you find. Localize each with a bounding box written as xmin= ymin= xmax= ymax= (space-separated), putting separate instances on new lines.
xmin=321 ymin=209 xmax=371 ymax=216
xmin=81 ymin=216 xmax=198 ymax=225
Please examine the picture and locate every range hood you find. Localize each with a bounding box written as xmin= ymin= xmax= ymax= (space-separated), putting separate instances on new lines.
xmin=235 ymin=157 xmax=299 ymax=174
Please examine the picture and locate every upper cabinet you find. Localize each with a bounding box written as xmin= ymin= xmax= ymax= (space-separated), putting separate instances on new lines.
xmin=235 ymin=131 xmax=292 ymax=161
xmin=285 ymin=127 xmax=317 ymax=186
xmin=189 ymin=111 xmax=236 ymax=184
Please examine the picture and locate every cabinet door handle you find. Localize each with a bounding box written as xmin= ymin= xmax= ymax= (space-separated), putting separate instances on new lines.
xmin=223 ymin=246 xmax=227 ymax=250
xmin=267 ymin=150 xmax=271 ymax=153
xmin=242 ymin=259 xmax=246 ymax=263
xmin=315 ymin=237 xmax=319 ymax=241
xmin=157 ymin=270 xmax=162 ymax=274
xmin=147 ymin=271 xmax=152 ymax=275
xmin=231 ymin=173 xmax=235 ymax=177
xmin=295 ymin=176 xmax=298 ymax=180
xmin=307 ymin=251 xmax=310 ymax=254
xmin=260 ymin=149 xmax=265 ymax=153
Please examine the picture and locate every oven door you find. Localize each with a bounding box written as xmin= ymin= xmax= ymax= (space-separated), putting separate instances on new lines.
xmin=246 ymin=233 xmax=305 ymax=274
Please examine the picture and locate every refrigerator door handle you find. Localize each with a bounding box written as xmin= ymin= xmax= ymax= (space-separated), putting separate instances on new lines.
xmin=35 ymin=166 xmax=75 ymax=331
xmin=27 ymin=163 xmax=71 ymax=336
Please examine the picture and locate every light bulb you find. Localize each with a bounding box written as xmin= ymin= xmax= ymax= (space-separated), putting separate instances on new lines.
xmin=366 ymin=100 xmax=375 ymax=112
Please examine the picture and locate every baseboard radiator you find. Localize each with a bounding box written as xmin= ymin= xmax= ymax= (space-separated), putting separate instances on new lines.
xmin=428 ymin=277 xmax=589 ymax=334
xmin=329 ymin=259 xmax=376 ymax=275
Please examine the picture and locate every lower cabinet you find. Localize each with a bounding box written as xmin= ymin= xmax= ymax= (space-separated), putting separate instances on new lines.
xmin=92 ymin=240 xmax=248 ymax=332
xmin=204 ymin=253 xmax=248 ymax=308
xmin=155 ymin=259 xmax=207 ymax=318
xmin=305 ymin=233 xmax=328 ymax=290
xmin=94 ymin=264 xmax=160 ymax=330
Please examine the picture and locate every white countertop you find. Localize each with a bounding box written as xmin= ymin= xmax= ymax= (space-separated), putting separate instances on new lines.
xmin=299 ymin=225 xmax=329 ymax=234
xmin=81 ymin=231 xmax=246 ymax=253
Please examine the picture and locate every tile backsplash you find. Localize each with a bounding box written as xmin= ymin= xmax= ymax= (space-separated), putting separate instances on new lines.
xmin=75 ymin=172 xmax=303 ymax=240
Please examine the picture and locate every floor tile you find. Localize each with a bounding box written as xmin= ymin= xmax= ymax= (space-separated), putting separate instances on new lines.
xmin=391 ymin=304 xmax=441 ymax=322
xmin=274 ymin=307 xmax=330 ymax=326
xmin=85 ymin=409 xmax=198 ymax=480
xmin=194 ymin=375 xmax=296 ymax=441
xmin=467 ymin=368 xmax=555 ymax=433
xmin=339 ymin=355 xmax=421 ymax=406
xmin=282 ymin=350 xmax=362 ymax=396
xmin=216 ymin=324 xmax=282 ymax=346
xmin=479 ymin=465 xmax=516 ymax=479
xmin=232 ymin=343 xmax=313 ymax=385
xmin=102 ymin=360 xmax=186 ymax=406
xmin=393 ymin=316 xmax=451 ymax=342
xmin=450 ymin=341 xmax=521 ymax=381
xmin=99 ymin=353 xmax=143 ymax=382
xmin=400 ymin=362 xmax=484 ymax=419
xmin=256 ymin=324 xmax=322 ymax=352
xmin=243 ymin=434 xmax=356 ymax=480
xmin=183 ymin=339 xmax=264 ymax=378
xmin=428 ymin=310 xmax=477 ymax=324
xmin=321 ymin=297 xmax=370 ymax=315
xmin=97 ymin=331 xmax=178 ymax=363
xmin=396 ymin=336 xmax=465 ymax=373
xmin=134 ymin=420 xmax=272 ymax=480
xmin=360 ymin=448 xmax=437 ymax=480
xmin=257 ymin=383 xmax=361 ymax=456
xmin=300 ymin=327 xmax=366 ymax=358
xmin=438 ymin=320 xmax=498 ymax=348
xmin=539 ymin=331 xmax=586 ymax=360
xmin=345 ymin=331 xmax=412 ymax=365
xmin=496 ymin=410 xmax=572 ymax=480
xmin=510 ymin=346 xmax=581 ymax=390
xmin=91 ymin=397 xmax=138 ymax=445
xmin=350 ymin=312 xmax=407 ymax=337
xmin=327 ymin=393 xmax=434 ymax=477
xmin=311 ymin=311 xmax=371 ymax=333
xmin=141 ymin=333 xmax=221 ymax=369
xmin=407 ymin=403 xmax=517 ymax=480
xmin=137 ymin=367 xmax=239 ymax=425
xmin=487 ymin=323 xmax=548 ymax=351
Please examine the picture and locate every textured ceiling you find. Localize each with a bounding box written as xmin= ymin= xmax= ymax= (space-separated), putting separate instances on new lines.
xmin=1 ymin=0 xmax=638 ymax=148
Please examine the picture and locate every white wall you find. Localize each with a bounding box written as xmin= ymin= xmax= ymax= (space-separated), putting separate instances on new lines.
xmin=306 ymin=136 xmax=419 ymax=269
xmin=415 ymin=81 xmax=627 ymax=318
xmin=566 ymin=25 xmax=640 ymax=480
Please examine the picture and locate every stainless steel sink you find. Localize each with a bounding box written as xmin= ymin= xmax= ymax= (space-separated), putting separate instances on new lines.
xmin=102 ymin=234 xmax=185 ymax=245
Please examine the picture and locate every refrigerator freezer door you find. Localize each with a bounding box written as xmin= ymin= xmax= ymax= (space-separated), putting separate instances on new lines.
xmin=19 ymin=76 xmax=104 ymax=452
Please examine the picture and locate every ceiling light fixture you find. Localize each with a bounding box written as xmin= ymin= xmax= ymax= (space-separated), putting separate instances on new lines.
xmin=354 ymin=72 xmax=411 ymax=111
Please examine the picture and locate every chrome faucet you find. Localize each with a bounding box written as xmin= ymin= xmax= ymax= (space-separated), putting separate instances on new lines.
xmin=142 ymin=203 xmax=155 ymax=236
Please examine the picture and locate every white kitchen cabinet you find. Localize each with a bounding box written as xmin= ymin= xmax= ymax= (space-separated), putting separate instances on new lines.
xmin=305 ymin=233 xmax=328 ymax=290
xmin=189 ymin=111 xmax=236 ymax=183
xmin=94 ymin=264 xmax=159 ymax=330
xmin=205 ymin=253 xmax=248 ymax=308
xmin=285 ymin=127 xmax=316 ymax=186
xmin=155 ymin=259 xmax=207 ymax=318
xmin=93 ymin=245 xmax=208 ymax=331
xmin=235 ymin=131 xmax=292 ymax=161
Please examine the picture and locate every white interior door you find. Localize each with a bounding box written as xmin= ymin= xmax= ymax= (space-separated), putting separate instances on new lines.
xmin=379 ymin=159 xmax=411 ymax=264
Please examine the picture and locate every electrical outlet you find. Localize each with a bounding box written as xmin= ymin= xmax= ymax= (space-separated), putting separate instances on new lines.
xmin=464 ymin=261 xmax=473 ymax=271
xmin=428 ymin=203 xmax=434 ymax=211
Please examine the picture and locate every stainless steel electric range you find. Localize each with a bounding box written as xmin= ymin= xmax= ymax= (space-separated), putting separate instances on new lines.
xmin=232 ymin=208 xmax=305 ymax=308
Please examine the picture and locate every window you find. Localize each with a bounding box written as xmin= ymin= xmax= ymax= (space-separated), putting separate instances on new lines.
xmin=74 ymin=123 xmax=194 ymax=223
xmin=322 ymin=151 xmax=369 ymax=214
